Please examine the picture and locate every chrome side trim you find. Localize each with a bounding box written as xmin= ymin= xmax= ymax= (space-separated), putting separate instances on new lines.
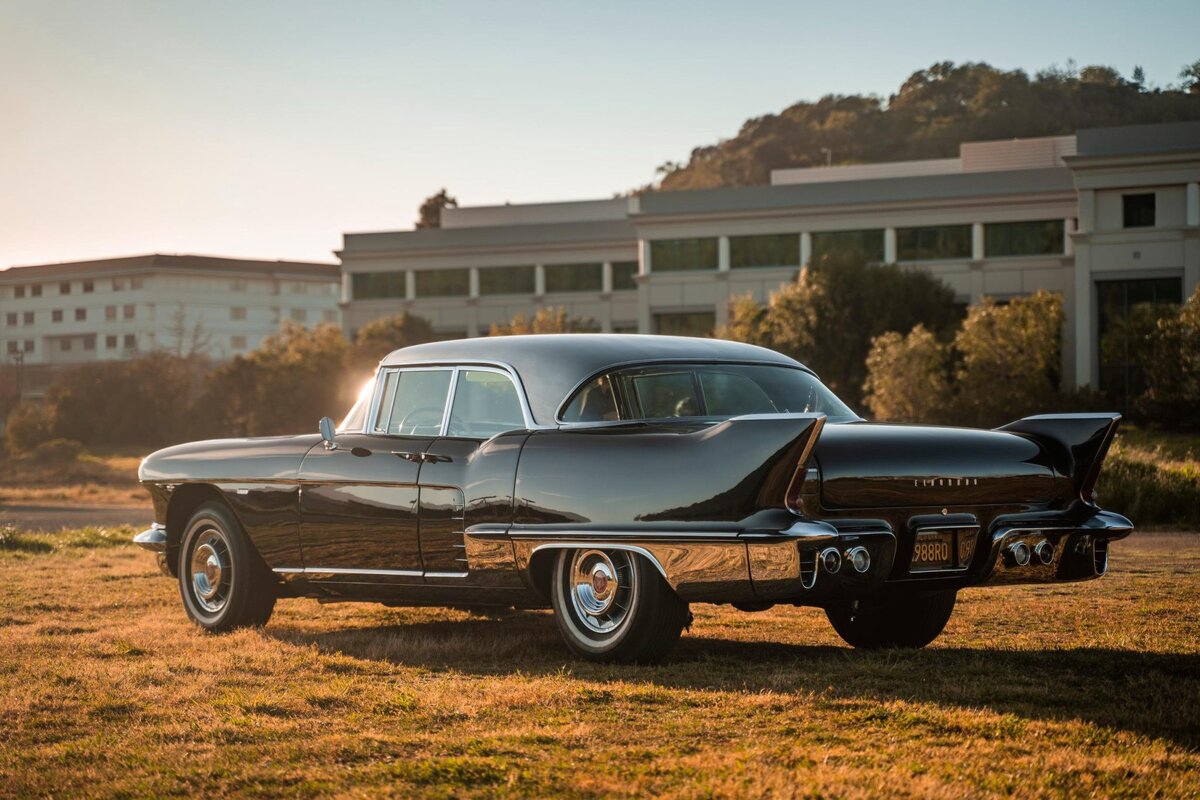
xmin=528 ymin=543 xmax=671 ymax=584
xmin=133 ymin=523 xmax=168 ymax=553
xmin=272 ymin=567 xmax=424 ymax=577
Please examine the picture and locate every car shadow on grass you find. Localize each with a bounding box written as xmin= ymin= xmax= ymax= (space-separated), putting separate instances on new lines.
xmin=267 ymin=613 xmax=1200 ymax=750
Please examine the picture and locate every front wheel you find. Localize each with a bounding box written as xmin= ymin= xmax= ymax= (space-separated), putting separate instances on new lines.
xmin=551 ymin=548 xmax=689 ymax=663
xmin=825 ymin=590 xmax=956 ymax=649
xmin=178 ymin=501 xmax=276 ymax=632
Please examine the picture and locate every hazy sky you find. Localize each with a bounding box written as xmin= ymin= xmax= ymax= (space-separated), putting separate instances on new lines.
xmin=2 ymin=0 xmax=1198 ymax=267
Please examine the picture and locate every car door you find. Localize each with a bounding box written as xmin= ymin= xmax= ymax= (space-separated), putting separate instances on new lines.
xmin=417 ymin=368 xmax=529 ymax=576
xmin=297 ymin=367 xmax=453 ymax=578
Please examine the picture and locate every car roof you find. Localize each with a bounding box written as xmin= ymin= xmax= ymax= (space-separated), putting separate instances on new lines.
xmin=379 ymin=334 xmax=807 ymax=424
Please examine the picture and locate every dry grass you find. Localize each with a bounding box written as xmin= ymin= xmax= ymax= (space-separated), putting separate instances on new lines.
xmin=0 ymin=451 xmax=144 ymax=506
xmin=0 ymin=530 xmax=1197 ymax=798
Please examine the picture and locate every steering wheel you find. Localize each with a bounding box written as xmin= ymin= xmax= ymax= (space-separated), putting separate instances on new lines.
xmin=396 ymin=406 xmax=443 ymax=435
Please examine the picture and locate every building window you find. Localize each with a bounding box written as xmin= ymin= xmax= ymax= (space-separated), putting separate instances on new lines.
xmin=59 ymin=281 xmax=71 ymax=295
xmin=112 ymin=278 xmax=125 ymax=291
xmin=106 ymin=335 xmax=117 ymax=349
xmin=105 ymin=306 xmax=117 ymax=321
xmin=123 ymin=334 xmax=136 ymax=349
xmin=729 ymin=234 xmax=800 ymax=269
xmin=322 ymin=309 xmax=338 ymax=323
xmin=6 ymin=342 xmax=16 ymax=354
xmin=351 ymin=271 xmax=407 ymax=300
xmin=5 ymin=313 xmax=15 ymax=326
xmin=611 ymin=261 xmax=639 ymax=291
xmin=544 ymin=263 xmax=601 ymax=293
xmin=231 ymin=306 xmax=247 ymax=321
xmin=984 ymin=220 xmax=1065 ymax=257
xmin=1122 ymin=193 xmax=1156 ymax=228
xmin=123 ymin=305 xmax=135 ymax=320
xmin=23 ymin=311 xmax=33 ymax=325
xmin=75 ymin=308 xmax=86 ymax=321
xmin=230 ymin=279 xmax=248 ymax=292
xmin=130 ymin=277 xmax=144 ymax=290
xmin=811 ymin=229 xmax=885 ymax=264
xmin=649 ymin=238 xmax=719 ymax=272
xmin=896 ymin=225 xmax=972 ymax=261
xmin=1098 ymin=278 xmax=1182 ymax=407
xmin=61 ymin=338 xmax=72 ymax=352
xmin=83 ymin=335 xmax=96 ymax=351
xmin=290 ymin=309 xmax=307 ymax=323
xmin=231 ymin=335 xmax=247 ymax=350
xmin=654 ymin=311 xmax=716 ymax=338
xmin=52 ymin=309 xmax=63 ymax=323
xmin=23 ymin=340 xmax=33 ymax=352
xmin=480 ymin=265 xmax=536 ymax=295
xmin=83 ymin=280 xmax=94 ymax=293
xmin=415 ymin=268 xmax=470 ymax=297
xmin=14 ymin=286 xmax=24 ymax=299
xmin=31 ymin=284 xmax=41 ymax=297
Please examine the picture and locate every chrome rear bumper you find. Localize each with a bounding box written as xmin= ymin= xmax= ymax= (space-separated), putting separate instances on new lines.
xmin=133 ymin=523 xmax=167 ymax=553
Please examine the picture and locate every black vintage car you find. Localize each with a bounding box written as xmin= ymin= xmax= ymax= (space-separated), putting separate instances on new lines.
xmin=136 ymin=334 xmax=1131 ymax=662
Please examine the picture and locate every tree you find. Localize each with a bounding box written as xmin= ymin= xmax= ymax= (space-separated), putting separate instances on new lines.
xmin=3 ymin=401 xmax=54 ymax=454
xmin=163 ymin=303 xmax=213 ymax=358
xmin=415 ymin=189 xmax=458 ymax=229
xmin=1140 ymin=286 xmax=1200 ymax=428
xmin=862 ymin=325 xmax=950 ymax=422
xmin=352 ymin=312 xmax=436 ymax=372
xmin=953 ymin=291 xmax=1064 ymax=427
xmin=716 ymin=294 xmax=772 ymax=347
xmin=1181 ymin=60 xmax=1200 ymax=94
xmin=200 ymin=322 xmax=352 ymax=437
xmin=720 ymin=254 xmax=961 ymax=406
xmin=489 ymin=307 xmax=597 ymax=336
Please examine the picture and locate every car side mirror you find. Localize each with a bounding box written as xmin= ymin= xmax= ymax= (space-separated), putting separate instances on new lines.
xmin=319 ymin=416 xmax=338 ymax=451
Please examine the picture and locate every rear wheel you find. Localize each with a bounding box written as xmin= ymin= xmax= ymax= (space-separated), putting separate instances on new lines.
xmin=178 ymin=501 xmax=276 ymax=632
xmin=825 ymin=590 xmax=956 ymax=649
xmin=551 ymin=548 xmax=689 ymax=663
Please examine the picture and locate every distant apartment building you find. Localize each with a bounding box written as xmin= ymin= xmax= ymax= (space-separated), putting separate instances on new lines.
xmin=0 ymin=254 xmax=340 ymax=377
xmin=339 ymin=121 xmax=1200 ymax=405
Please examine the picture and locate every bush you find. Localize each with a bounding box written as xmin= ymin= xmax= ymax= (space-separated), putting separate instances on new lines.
xmin=4 ymin=402 xmax=54 ymax=454
xmin=863 ymin=325 xmax=950 ymax=422
xmin=1140 ymin=286 xmax=1200 ymax=429
xmin=31 ymin=438 xmax=84 ymax=463
xmin=489 ymin=307 xmax=597 ymax=335
xmin=1095 ymin=450 xmax=1200 ymax=528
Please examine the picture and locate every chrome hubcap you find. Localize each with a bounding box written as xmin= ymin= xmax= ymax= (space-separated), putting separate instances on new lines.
xmin=190 ymin=528 xmax=231 ymax=614
xmin=569 ymin=549 xmax=634 ymax=634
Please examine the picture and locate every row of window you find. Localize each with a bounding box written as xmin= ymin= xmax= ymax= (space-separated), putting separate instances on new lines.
xmin=647 ymin=221 xmax=1070 ymax=271
xmin=8 ymin=276 xmax=145 ymax=299
xmin=352 ymin=261 xmax=640 ymax=300
xmin=7 ymin=306 xmax=136 ymax=326
xmin=4 ymin=334 xmax=139 ymax=355
xmin=230 ymin=307 xmax=337 ymax=323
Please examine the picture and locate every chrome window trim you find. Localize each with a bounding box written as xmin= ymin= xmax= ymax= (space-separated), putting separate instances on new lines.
xmin=366 ymin=362 xmax=539 ymax=437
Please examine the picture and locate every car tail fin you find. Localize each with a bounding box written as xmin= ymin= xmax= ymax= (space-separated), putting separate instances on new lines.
xmin=995 ymin=413 xmax=1121 ymax=503
xmin=717 ymin=413 xmax=826 ymax=512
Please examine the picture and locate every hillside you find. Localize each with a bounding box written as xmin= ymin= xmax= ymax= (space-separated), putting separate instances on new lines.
xmin=648 ymin=60 xmax=1200 ymax=191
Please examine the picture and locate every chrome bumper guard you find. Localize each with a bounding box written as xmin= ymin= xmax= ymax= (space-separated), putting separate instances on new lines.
xmin=133 ymin=523 xmax=172 ymax=577
xmin=981 ymin=509 xmax=1132 ymax=586
xmin=744 ymin=519 xmax=897 ymax=602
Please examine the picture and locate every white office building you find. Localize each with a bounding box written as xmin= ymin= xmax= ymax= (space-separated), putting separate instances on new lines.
xmin=338 ymin=121 xmax=1200 ymax=405
xmin=0 ymin=254 xmax=340 ymax=373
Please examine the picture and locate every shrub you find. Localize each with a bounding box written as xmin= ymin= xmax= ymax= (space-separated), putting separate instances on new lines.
xmin=863 ymin=325 xmax=951 ymax=422
xmin=32 ymin=438 xmax=84 ymax=463
xmin=489 ymin=307 xmax=597 ymax=335
xmin=1095 ymin=450 xmax=1200 ymax=528
xmin=1140 ymin=286 xmax=1200 ymax=429
xmin=352 ymin=312 xmax=436 ymax=373
xmin=4 ymin=402 xmax=54 ymax=454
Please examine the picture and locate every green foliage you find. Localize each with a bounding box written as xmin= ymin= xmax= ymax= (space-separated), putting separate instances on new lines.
xmin=720 ymin=255 xmax=960 ymax=407
xmin=415 ymin=188 xmax=458 ymax=229
xmin=1096 ymin=451 xmax=1200 ymax=527
xmin=863 ymin=325 xmax=950 ymax=423
xmin=953 ymin=291 xmax=1065 ymax=427
xmin=0 ymin=524 xmax=135 ymax=553
xmin=489 ymin=306 xmax=597 ymax=335
xmin=1140 ymin=286 xmax=1200 ymax=429
xmin=352 ymin=312 xmax=437 ymax=373
xmin=200 ymin=322 xmax=352 ymax=437
xmin=647 ymin=60 xmax=1200 ymax=191
xmin=4 ymin=402 xmax=55 ymax=454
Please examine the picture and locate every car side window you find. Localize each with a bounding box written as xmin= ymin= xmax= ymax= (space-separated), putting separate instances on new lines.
xmin=374 ymin=369 xmax=453 ymax=436
xmin=699 ymin=370 xmax=777 ymax=415
xmin=624 ymin=370 xmax=700 ymax=418
xmin=446 ymin=370 xmax=526 ymax=437
xmin=560 ymin=375 xmax=620 ymax=422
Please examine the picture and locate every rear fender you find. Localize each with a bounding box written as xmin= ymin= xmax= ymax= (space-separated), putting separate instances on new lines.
xmin=995 ymin=413 xmax=1121 ymax=504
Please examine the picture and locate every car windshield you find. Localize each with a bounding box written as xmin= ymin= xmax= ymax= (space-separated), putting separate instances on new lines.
xmin=561 ymin=363 xmax=857 ymax=423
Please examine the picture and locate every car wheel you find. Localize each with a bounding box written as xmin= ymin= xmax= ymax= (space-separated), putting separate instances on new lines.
xmin=178 ymin=501 xmax=276 ymax=632
xmin=551 ymin=548 xmax=689 ymax=664
xmin=825 ymin=590 xmax=956 ymax=649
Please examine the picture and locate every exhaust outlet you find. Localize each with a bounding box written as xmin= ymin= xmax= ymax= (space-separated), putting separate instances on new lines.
xmin=1007 ymin=541 xmax=1031 ymax=567
xmin=819 ymin=547 xmax=842 ymax=574
xmin=846 ymin=546 xmax=871 ymax=573
xmin=1033 ymin=540 xmax=1054 ymax=565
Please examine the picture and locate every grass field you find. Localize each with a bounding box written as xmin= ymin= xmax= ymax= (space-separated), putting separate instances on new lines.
xmin=1 ymin=528 xmax=1197 ymax=798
